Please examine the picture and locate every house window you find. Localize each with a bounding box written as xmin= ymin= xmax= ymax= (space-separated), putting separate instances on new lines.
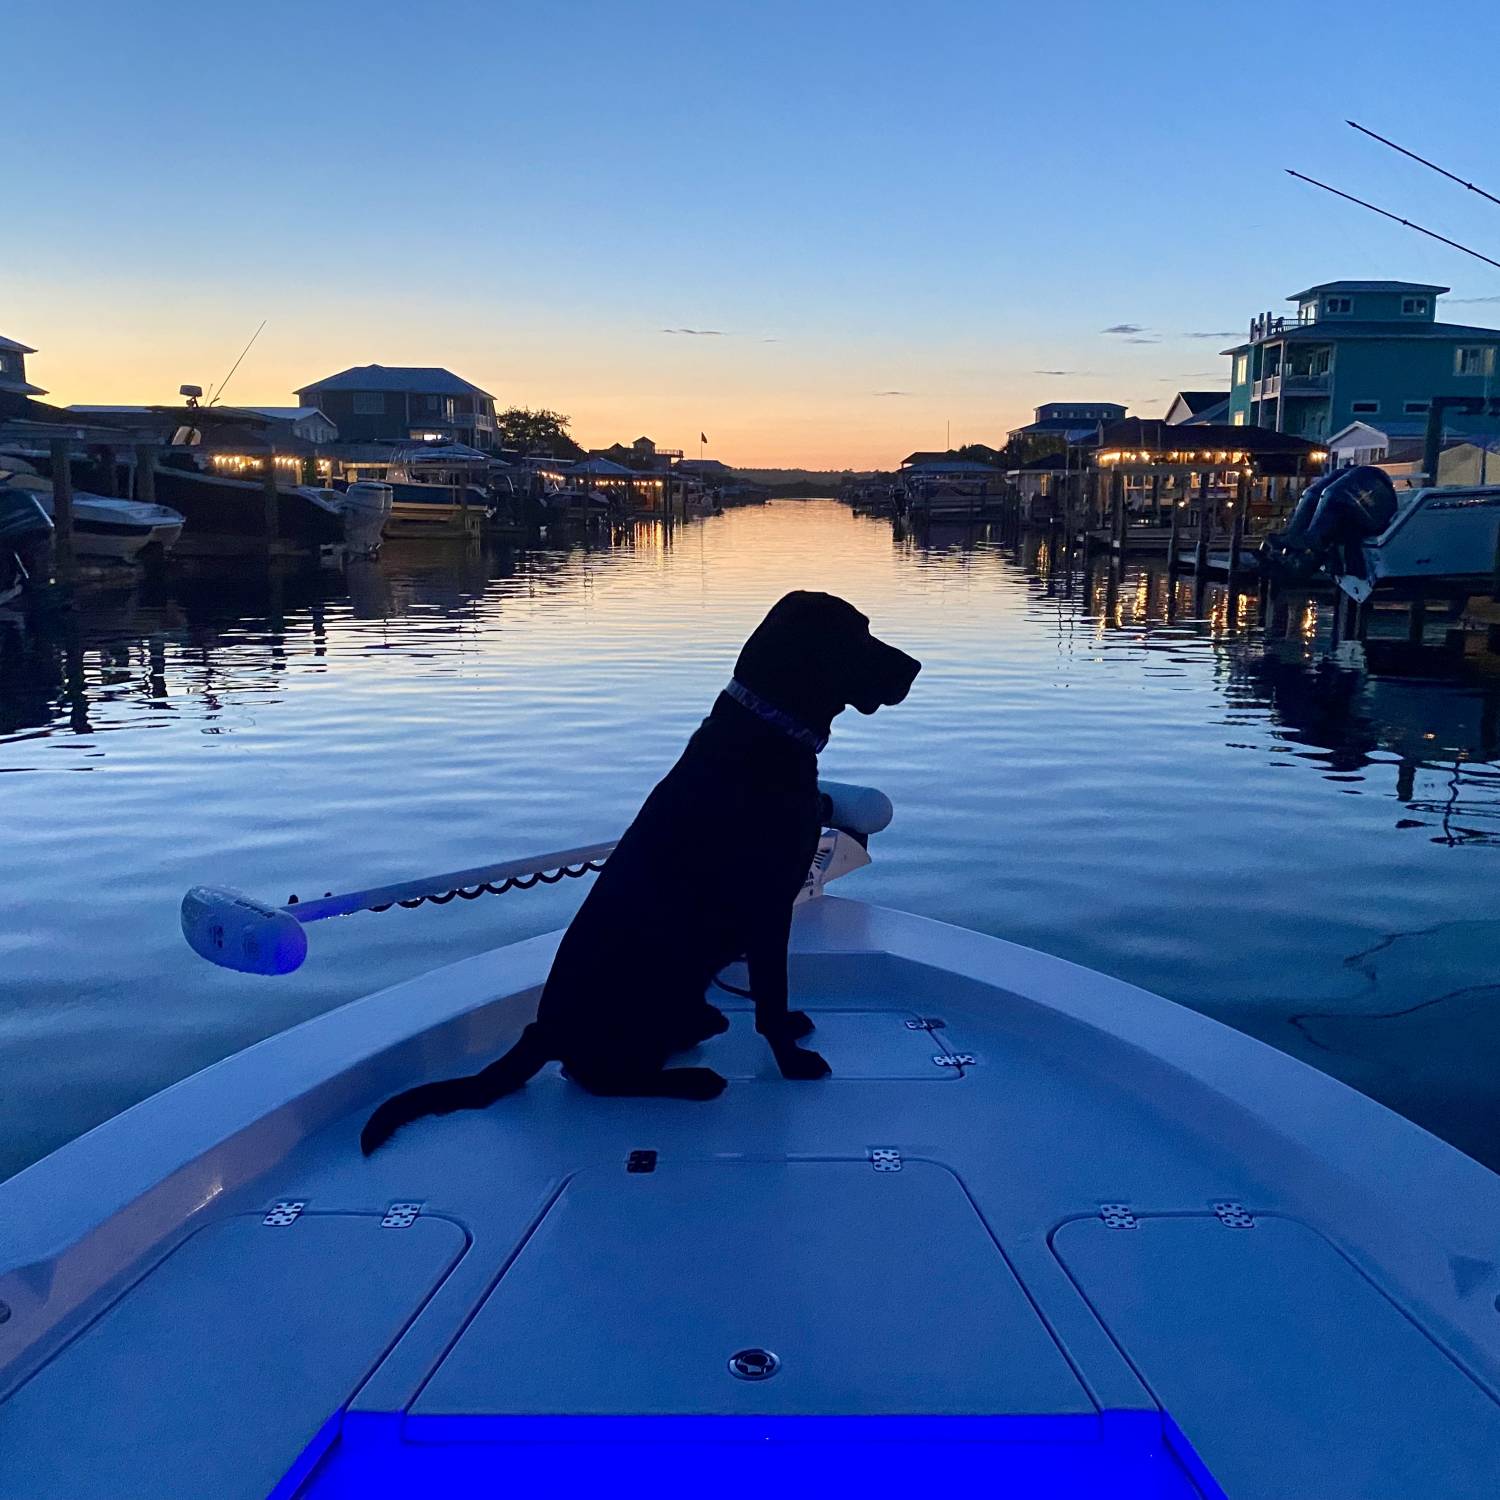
xmin=1324 ymin=296 xmax=1353 ymax=315
xmin=0 ymin=352 xmax=13 ymax=375
xmin=1351 ymin=401 xmax=1380 ymax=414
xmin=1234 ymin=354 xmax=1248 ymax=385
xmin=1231 ymin=410 xmax=1246 ymax=427
xmin=1456 ymin=346 xmax=1496 ymax=376
xmin=1401 ymin=297 xmax=1429 ymax=316
xmin=1404 ymin=400 xmax=1430 ymax=414
xmin=352 ymin=393 xmax=385 ymax=415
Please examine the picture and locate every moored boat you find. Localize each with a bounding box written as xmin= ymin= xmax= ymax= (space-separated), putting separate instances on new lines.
xmin=0 ymin=488 xmax=52 ymax=608
xmin=2 ymin=796 xmax=1499 ymax=1497
xmin=0 ymin=455 xmax=184 ymax=563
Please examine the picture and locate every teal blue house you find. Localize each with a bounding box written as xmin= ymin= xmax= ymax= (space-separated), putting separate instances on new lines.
xmin=1225 ymin=281 xmax=1500 ymax=441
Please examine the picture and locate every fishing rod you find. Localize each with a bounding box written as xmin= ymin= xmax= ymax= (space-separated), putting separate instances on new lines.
xmin=1347 ymin=121 xmax=1500 ymax=210
xmin=1284 ymin=170 xmax=1500 ymax=272
xmin=207 ymin=319 xmax=267 ymax=406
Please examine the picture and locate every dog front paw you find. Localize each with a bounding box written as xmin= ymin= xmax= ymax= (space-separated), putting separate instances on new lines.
xmin=775 ymin=1044 xmax=831 ymax=1081
xmin=783 ymin=1010 xmax=816 ymax=1039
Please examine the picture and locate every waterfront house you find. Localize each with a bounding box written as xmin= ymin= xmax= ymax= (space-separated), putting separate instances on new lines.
xmin=0 ymin=336 xmax=45 ymax=401
xmin=242 ymin=407 xmax=339 ymax=444
xmin=1225 ymin=281 xmax=1500 ymax=442
xmin=1007 ymin=402 xmax=1127 ymax=444
xmin=295 ymin=366 xmax=498 ymax=450
xmin=1007 ymin=402 xmax=1127 ymax=462
xmin=1164 ymin=390 xmax=1230 ymax=425
xmin=1327 ymin=419 xmax=1428 ymax=471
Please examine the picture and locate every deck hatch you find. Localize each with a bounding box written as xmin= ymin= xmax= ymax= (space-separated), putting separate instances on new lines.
xmin=411 ymin=1160 xmax=1090 ymax=1421
xmin=1053 ymin=1212 xmax=1500 ymax=1499
xmin=0 ymin=1212 xmax=465 ymax=1500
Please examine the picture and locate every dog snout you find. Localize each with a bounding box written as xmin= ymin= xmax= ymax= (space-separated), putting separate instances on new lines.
xmin=872 ymin=639 xmax=921 ymax=706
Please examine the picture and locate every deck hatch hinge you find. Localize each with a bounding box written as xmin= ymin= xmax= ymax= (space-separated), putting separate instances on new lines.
xmin=1100 ymin=1203 xmax=1138 ymax=1230
xmin=263 ymin=1200 xmax=305 ymax=1227
xmin=381 ymin=1202 xmax=423 ymax=1229
xmin=931 ymin=1053 xmax=975 ymax=1069
xmin=626 ymin=1150 xmax=658 ymax=1174
xmin=870 ymin=1149 xmax=902 ymax=1172
xmin=904 ymin=1017 xmax=947 ymax=1031
xmin=1213 ymin=1201 xmax=1255 ymax=1229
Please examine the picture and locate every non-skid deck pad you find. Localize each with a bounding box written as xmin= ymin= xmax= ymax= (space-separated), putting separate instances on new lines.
xmin=0 ymin=1212 xmax=465 ymax=1500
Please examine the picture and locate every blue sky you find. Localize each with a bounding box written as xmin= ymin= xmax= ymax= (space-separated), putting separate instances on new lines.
xmin=6 ymin=0 xmax=1500 ymax=465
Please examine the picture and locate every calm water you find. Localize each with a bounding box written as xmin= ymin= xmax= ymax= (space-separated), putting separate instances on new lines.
xmin=4 ymin=500 xmax=1500 ymax=1181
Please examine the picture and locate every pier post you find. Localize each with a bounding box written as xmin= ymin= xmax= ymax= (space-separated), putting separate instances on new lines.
xmin=1408 ymin=596 xmax=1427 ymax=645
xmin=1226 ymin=478 xmax=1247 ymax=595
xmin=1110 ymin=470 xmax=1126 ymax=555
xmin=1194 ymin=470 xmax=1210 ymax=578
xmin=49 ymin=436 xmax=75 ymax=582
xmin=95 ymin=446 xmax=118 ymax=497
xmin=134 ymin=443 xmax=157 ymax=504
xmin=1167 ymin=498 xmax=1181 ymax=572
xmin=261 ymin=448 xmax=280 ymax=546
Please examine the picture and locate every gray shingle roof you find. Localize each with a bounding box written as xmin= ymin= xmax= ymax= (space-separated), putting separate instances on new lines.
xmin=1287 ymin=280 xmax=1449 ymax=300
xmin=296 ymin=365 xmax=493 ymax=399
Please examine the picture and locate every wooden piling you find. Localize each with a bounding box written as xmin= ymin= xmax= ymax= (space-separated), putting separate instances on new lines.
xmin=1408 ymin=596 xmax=1427 ymax=645
xmin=1110 ymin=469 xmax=1126 ymax=554
xmin=1226 ymin=475 xmax=1248 ymax=594
xmin=49 ymin=436 xmax=75 ymax=581
xmin=1167 ymin=496 xmax=1181 ymax=572
xmin=1194 ymin=470 xmax=1211 ymax=577
xmin=134 ymin=443 xmax=157 ymax=504
xmin=261 ymin=448 xmax=280 ymax=544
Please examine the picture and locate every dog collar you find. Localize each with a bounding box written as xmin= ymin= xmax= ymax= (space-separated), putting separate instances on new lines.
xmin=724 ymin=678 xmax=828 ymax=753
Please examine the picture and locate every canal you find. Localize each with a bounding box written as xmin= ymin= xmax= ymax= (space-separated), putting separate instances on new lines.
xmin=3 ymin=499 xmax=1499 ymax=1180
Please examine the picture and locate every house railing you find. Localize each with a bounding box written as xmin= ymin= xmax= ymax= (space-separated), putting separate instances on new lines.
xmin=1281 ymin=371 xmax=1331 ymax=394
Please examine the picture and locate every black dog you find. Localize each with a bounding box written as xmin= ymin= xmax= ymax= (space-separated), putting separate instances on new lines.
xmin=361 ymin=591 xmax=919 ymax=1153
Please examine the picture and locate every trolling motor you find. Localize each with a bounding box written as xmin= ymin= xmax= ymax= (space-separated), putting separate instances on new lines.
xmin=1261 ymin=465 xmax=1399 ymax=585
xmin=182 ymin=780 xmax=894 ymax=975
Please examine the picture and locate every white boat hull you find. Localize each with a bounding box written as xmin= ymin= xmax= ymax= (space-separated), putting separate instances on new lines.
xmin=1337 ymin=484 xmax=1500 ymax=599
xmin=2 ymin=896 xmax=1499 ymax=1498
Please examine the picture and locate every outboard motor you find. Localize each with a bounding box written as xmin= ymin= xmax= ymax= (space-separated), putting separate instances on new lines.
xmin=1304 ymin=465 xmax=1399 ymax=584
xmin=339 ymin=482 xmax=393 ymax=558
xmin=0 ymin=486 xmax=53 ymax=604
xmin=1262 ymin=466 xmax=1398 ymax=584
xmin=1261 ymin=472 xmax=1337 ymax=579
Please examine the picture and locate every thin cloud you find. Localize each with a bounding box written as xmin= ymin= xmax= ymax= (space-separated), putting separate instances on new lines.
xmin=661 ymin=327 xmax=727 ymax=336
xmin=874 ymin=390 xmax=910 ymax=397
xmin=1124 ymin=337 xmax=1160 ymax=344
xmin=1448 ymin=295 xmax=1500 ymax=304
xmin=1102 ymin=323 xmax=1148 ymax=335
xmin=1183 ymin=330 xmax=1240 ymax=338
xmin=1033 ymin=368 xmax=1078 ymax=376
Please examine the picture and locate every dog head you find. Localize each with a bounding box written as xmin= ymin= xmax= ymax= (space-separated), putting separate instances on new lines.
xmin=734 ymin=592 xmax=921 ymax=735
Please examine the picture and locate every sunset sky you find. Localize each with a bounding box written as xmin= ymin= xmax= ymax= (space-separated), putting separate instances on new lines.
xmin=7 ymin=0 xmax=1500 ymax=468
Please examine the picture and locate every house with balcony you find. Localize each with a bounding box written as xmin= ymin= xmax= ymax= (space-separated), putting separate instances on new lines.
xmin=1224 ymin=281 xmax=1500 ymax=443
xmin=1008 ymin=402 xmax=1126 ymax=444
xmin=0 ymin=335 xmax=47 ymax=406
xmin=294 ymin=365 xmax=497 ymax=450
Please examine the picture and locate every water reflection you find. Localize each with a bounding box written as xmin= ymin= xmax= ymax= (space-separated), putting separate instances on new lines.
xmin=2 ymin=501 xmax=1499 ymax=1175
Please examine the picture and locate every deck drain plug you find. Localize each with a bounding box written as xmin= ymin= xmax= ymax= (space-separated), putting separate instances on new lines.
xmin=728 ymin=1347 xmax=780 ymax=1381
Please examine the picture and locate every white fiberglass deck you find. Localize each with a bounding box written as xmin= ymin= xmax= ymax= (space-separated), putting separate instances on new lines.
xmin=3 ymin=897 xmax=1500 ymax=1497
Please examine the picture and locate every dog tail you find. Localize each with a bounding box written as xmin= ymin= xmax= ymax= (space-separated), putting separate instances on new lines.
xmin=360 ymin=1022 xmax=554 ymax=1155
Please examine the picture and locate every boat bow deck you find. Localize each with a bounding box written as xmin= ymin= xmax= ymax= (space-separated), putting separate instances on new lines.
xmin=3 ymin=897 xmax=1500 ymax=1497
